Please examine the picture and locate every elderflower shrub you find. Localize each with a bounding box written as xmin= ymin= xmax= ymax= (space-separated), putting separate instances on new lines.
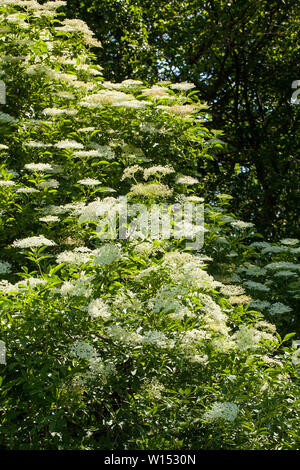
xmin=0 ymin=0 xmax=299 ymax=452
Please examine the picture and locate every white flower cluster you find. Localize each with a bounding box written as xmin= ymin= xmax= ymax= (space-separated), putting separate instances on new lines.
xmin=273 ymin=270 xmax=297 ymax=278
xmin=220 ymin=285 xmax=245 ymax=296
xmin=141 ymin=85 xmax=170 ymax=98
xmin=231 ymin=221 xmax=254 ymax=229
xmin=105 ymin=325 xmax=144 ymax=345
xmin=244 ymin=281 xmax=270 ymax=292
xmin=234 ymin=325 xmax=261 ymax=352
xmin=88 ymin=298 xmax=111 ymax=320
xmin=143 ymin=330 xmax=174 ymax=349
xmin=60 ymin=276 xmax=93 ymax=297
xmin=150 ymin=287 xmax=193 ymax=320
xmin=143 ymin=165 xmax=175 ymax=181
xmin=269 ymin=303 xmax=292 ymax=315
xmin=0 ymin=280 xmax=17 ymax=294
xmin=70 ymin=340 xmax=97 ymax=360
xmin=237 ymin=265 xmax=267 ymax=277
xmin=24 ymin=163 xmax=53 ymax=172
xmin=55 ymin=140 xmax=84 ymax=149
xmin=0 ymin=180 xmax=15 ymax=187
xmin=0 ymin=261 xmax=12 ymax=275
xmin=24 ymin=141 xmax=52 ymax=148
xmin=266 ymin=262 xmax=300 ymax=272
xmin=88 ymin=144 xmax=115 ymax=160
xmin=262 ymin=245 xmax=286 ymax=254
xmin=129 ymin=183 xmax=173 ymax=199
xmin=111 ymin=290 xmax=143 ymax=313
xmin=15 ymin=277 xmax=46 ymax=290
xmin=157 ymin=104 xmax=198 ymax=116
xmin=43 ymin=108 xmax=78 ymax=117
xmin=73 ymin=150 xmax=100 ymax=159
xmin=80 ymin=90 xmax=131 ymax=107
xmin=121 ymin=165 xmax=143 ymax=181
xmin=16 ymin=187 xmax=40 ymax=194
xmin=142 ymin=378 xmax=165 ymax=400
xmin=169 ymin=82 xmax=195 ymax=92
xmin=12 ymin=235 xmax=56 ymax=248
xmin=280 ymin=238 xmax=299 ymax=246
xmin=77 ymin=178 xmax=101 ymax=186
xmin=203 ymin=402 xmax=239 ymax=422
xmin=250 ymin=300 xmax=271 ymax=311
xmin=176 ymin=175 xmax=199 ymax=185
xmin=92 ymin=244 xmax=121 ymax=266
xmin=38 ymin=179 xmax=59 ymax=189
xmin=39 ymin=215 xmax=60 ymax=223
xmin=56 ymin=248 xmax=92 ymax=266
xmin=76 ymin=197 xmax=121 ymax=223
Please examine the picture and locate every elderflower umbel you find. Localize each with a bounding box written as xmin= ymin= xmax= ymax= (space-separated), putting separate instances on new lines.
xmin=250 ymin=300 xmax=271 ymax=311
xmin=220 ymin=285 xmax=245 ymax=296
xmin=24 ymin=163 xmax=53 ymax=173
xmin=12 ymin=235 xmax=56 ymax=248
xmin=176 ymin=175 xmax=199 ymax=185
xmin=39 ymin=215 xmax=60 ymax=223
xmin=0 ymin=180 xmax=15 ymax=187
xmin=0 ymin=261 xmax=12 ymax=275
xmin=77 ymin=178 xmax=101 ymax=186
xmin=244 ymin=281 xmax=270 ymax=292
xmin=60 ymin=277 xmax=93 ymax=297
xmin=203 ymin=402 xmax=239 ymax=422
xmin=143 ymin=165 xmax=175 ymax=180
xmin=93 ymin=244 xmax=121 ymax=265
xmin=280 ymin=238 xmax=299 ymax=246
xmin=269 ymin=303 xmax=292 ymax=315
xmin=121 ymin=165 xmax=143 ymax=181
xmin=55 ymin=139 xmax=84 ymax=149
xmin=234 ymin=325 xmax=261 ymax=352
xmin=70 ymin=341 xmax=97 ymax=360
xmin=38 ymin=179 xmax=59 ymax=189
xmin=231 ymin=221 xmax=254 ymax=229
xmin=129 ymin=183 xmax=173 ymax=198
xmin=56 ymin=249 xmax=92 ymax=266
xmin=169 ymin=82 xmax=195 ymax=92
xmin=88 ymin=298 xmax=111 ymax=320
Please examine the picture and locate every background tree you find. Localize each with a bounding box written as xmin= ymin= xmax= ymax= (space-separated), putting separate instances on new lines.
xmin=64 ymin=0 xmax=300 ymax=239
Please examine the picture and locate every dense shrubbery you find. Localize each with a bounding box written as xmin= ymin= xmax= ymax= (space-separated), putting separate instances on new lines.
xmin=0 ymin=0 xmax=299 ymax=450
